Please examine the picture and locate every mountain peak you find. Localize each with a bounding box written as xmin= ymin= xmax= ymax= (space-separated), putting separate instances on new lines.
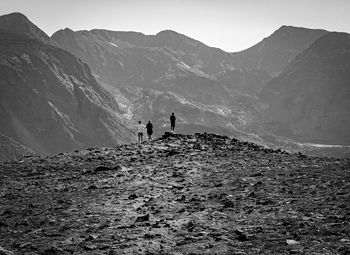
xmin=0 ymin=12 xmax=29 ymax=21
xmin=156 ymin=29 xmax=179 ymax=36
xmin=0 ymin=12 xmax=55 ymax=45
xmin=154 ymin=29 xmax=200 ymax=43
xmin=265 ymin=25 xmax=328 ymax=41
xmin=275 ymin=25 xmax=328 ymax=33
xmin=231 ymin=25 xmax=328 ymax=75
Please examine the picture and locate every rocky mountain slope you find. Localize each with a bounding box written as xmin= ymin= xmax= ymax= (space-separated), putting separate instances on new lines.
xmin=258 ymin=32 xmax=350 ymax=145
xmin=0 ymin=133 xmax=349 ymax=254
xmin=230 ymin=26 xmax=328 ymax=76
xmin=0 ymin=14 xmax=133 ymax=156
xmin=51 ymin=26 xmax=269 ymax=141
xmin=0 ymin=132 xmax=35 ymax=162
xmin=52 ymin=28 xmax=236 ymax=78
xmin=0 ymin=12 xmax=56 ymax=46
xmin=215 ymin=68 xmax=271 ymax=96
xmin=51 ymin=28 xmax=236 ymax=104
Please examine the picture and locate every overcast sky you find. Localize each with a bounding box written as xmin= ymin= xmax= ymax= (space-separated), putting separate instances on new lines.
xmin=1 ymin=0 xmax=350 ymax=52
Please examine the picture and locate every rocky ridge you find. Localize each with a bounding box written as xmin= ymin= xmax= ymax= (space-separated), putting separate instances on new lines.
xmin=0 ymin=133 xmax=349 ymax=254
xmin=0 ymin=12 xmax=56 ymax=46
xmin=0 ymin=14 xmax=134 ymax=156
xmin=230 ymin=26 xmax=328 ymax=76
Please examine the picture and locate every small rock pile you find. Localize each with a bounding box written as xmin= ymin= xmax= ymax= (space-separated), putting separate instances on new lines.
xmin=0 ymin=133 xmax=349 ymax=254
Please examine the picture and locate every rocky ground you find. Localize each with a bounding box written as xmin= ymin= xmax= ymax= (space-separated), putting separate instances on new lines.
xmin=0 ymin=133 xmax=349 ymax=255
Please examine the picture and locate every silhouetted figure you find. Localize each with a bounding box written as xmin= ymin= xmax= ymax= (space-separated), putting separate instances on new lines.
xmin=170 ymin=113 xmax=176 ymax=132
xmin=137 ymin=121 xmax=145 ymax=143
xmin=146 ymin=120 xmax=153 ymax=141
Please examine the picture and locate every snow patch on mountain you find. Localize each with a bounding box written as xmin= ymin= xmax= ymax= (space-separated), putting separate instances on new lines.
xmin=303 ymin=143 xmax=350 ymax=148
xmin=108 ymin=42 xmax=119 ymax=48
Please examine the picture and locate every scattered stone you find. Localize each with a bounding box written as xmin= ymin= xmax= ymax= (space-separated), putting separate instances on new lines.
xmin=166 ymin=150 xmax=180 ymax=157
xmin=135 ymin=214 xmax=150 ymax=223
xmin=40 ymin=246 xmax=65 ymax=255
xmin=93 ymin=165 xmax=112 ymax=173
xmin=0 ymin=246 xmax=13 ymax=255
xmin=128 ymin=193 xmax=138 ymax=200
xmin=87 ymin=184 xmax=98 ymax=190
xmin=286 ymin=239 xmax=300 ymax=245
xmin=83 ymin=244 xmax=98 ymax=251
xmin=234 ymin=229 xmax=250 ymax=242
xmin=0 ymin=132 xmax=349 ymax=254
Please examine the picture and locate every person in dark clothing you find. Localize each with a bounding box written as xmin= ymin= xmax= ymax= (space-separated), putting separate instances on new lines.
xmin=146 ymin=120 xmax=153 ymax=141
xmin=170 ymin=113 xmax=176 ymax=132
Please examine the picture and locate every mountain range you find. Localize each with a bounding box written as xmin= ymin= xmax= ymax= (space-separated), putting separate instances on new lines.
xmin=0 ymin=12 xmax=349 ymax=160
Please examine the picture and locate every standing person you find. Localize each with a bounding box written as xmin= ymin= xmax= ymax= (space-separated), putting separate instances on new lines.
xmin=137 ymin=121 xmax=145 ymax=143
xmin=170 ymin=112 xmax=176 ymax=132
xmin=146 ymin=120 xmax=153 ymax=142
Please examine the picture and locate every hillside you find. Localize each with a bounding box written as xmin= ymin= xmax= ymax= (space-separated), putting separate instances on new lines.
xmin=230 ymin=26 xmax=328 ymax=76
xmin=0 ymin=132 xmax=35 ymax=162
xmin=0 ymin=133 xmax=349 ymax=254
xmin=0 ymin=14 xmax=134 ymax=156
xmin=258 ymin=32 xmax=350 ymax=145
xmin=0 ymin=12 xmax=56 ymax=46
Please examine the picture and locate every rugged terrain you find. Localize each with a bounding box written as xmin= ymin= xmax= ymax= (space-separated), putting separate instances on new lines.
xmin=259 ymin=32 xmax=350 ymax=145
xmin=0 ymin=13 xmax=133 ymax=156
xmin=0 ymin=133 xmax=349 ymax=254
xmin=0 ymin=12 xmax=56 ymax=46
xmin=0 ymin=132 xmax=35 ymax=162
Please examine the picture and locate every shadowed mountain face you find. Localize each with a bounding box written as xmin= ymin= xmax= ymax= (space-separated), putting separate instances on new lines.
xmin=0 ymin=15 xmax=134 ymax=155
xmin=258 ymin=32 xmax=350 ymax=145
xmin=230 ymin=26 xmax=328 ymax=76
xmin=216 ymin=69 xmax=271 ymax=96
xmin=0 ymin=132 xmax=35 ymax=162
xmin=0 ymin=12 xmax=56 ymax=46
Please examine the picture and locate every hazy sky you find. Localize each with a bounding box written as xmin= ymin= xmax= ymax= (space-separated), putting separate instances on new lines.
xmin=1 ymin=0 xmax=350 ymax=52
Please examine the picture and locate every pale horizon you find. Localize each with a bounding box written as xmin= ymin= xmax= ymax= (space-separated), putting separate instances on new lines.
xmin=1 ymin=0 xmax=350 ymax=52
